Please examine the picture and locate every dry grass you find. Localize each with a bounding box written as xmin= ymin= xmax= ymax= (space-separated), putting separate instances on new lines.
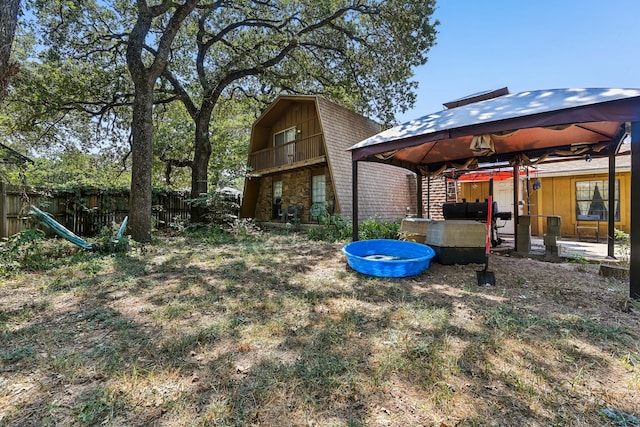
xmin=1 ymin=229 xmax=638 ymax=426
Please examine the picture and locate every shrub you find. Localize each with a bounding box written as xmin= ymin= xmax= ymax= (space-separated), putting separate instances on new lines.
xmin=94 ymin=222 xmax=133 ymax=254
xmin=187 ymin=190 xmax=240 ymax=225
xmin=614 ymin=228 xmax=630 ymax=264
xmin=0 ymin=229 xmax=46 ymax=275
xmin=308 ymin=214 xmax=352 ymax=242
xmin=358 ymin=217 xmax=400 ymax=240
xmin=0 ymin=229 xmax=81 ymax=275
xmin=308 ymin=215 xmax=400 ymax=242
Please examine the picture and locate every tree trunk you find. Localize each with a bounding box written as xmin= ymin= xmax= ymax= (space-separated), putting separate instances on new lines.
xmin=190 ymin=109 xmax=213 ymax=223
xmin=0 ymin=0 xmax=20 ymax=104
xmin=125 ymin=0 xmax=199 ymax=241
xmin=129 ymin=82 xmax=155 ymax=242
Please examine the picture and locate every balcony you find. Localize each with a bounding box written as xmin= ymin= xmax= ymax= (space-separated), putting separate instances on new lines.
xmin=248 ymin=133 xmax=326 ymax=175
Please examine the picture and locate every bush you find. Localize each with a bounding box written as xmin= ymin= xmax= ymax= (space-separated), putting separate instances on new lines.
xmin=94 ymin=222 xmax=133 ymax=254
xmin=0 ymin=229 xmax=46 ymax=275
xmin=308 ymin=214 xmax=352 ymax=242
xmin=181 ymin=219 xmax=262 ymax=245
xmin=614 ymin=228 xmax=630 ymax=264
xmin=0 ymin=229 xmax=83 ymax=275
xmin=308 ymin=215 xmax=400 ymax=242
xmin=187 ymin=190 xmax=240 ymax=225
xmin=358 ymin=217 xmax=400 ymax=240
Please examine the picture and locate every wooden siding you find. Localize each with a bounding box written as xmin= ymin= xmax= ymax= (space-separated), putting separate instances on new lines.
xmin=529 ymin=172 xmax=630 ymax=237
xmin=242 ymin=95 xmax=438 ymax=223
xmin=269 ymin=101 xmax=322 ymax=138
xmin=248 ymin=133 xmax=325 ymax=172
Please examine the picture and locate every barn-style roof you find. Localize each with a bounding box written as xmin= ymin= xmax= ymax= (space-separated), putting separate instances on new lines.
xmin=241 ymin=95 xmax=417 ymax=221
xmin=315 ymin=96 xmax=414 ymax=219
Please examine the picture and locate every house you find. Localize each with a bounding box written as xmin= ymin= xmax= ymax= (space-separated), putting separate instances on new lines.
xmin=240 ymin=95 xmax=445 ymax=224
xmin=456 ymin=149 xmax=631 ymax=239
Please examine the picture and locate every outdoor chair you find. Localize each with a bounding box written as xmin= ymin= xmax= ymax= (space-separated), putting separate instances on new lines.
xmin=282 ymin=204 xmax=303 ymax=223
xmin=576 ymin=214 xmax=601 ymax=242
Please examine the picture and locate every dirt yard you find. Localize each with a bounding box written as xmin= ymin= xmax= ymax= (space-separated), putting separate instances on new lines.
xmin=1 ymin=230 xmax=638 ymax=426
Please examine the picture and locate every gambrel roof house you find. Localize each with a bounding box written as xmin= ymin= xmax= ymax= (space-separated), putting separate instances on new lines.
xmin=241 ymin=95 xmax=439 ymax=224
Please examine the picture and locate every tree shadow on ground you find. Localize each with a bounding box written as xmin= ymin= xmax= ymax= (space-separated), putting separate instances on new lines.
xmin=0 ymin=233 xmax=637 ymax=426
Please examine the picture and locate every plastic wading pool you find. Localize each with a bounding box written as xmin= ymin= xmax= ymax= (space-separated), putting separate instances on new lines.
xmin=342 ymin=239 xmax=436 ymax=278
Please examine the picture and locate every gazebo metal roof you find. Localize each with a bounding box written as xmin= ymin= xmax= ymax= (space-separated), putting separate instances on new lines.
xmin=350 ymin=88 xmax=640 ymax=173
xmin=348 ymin=88 xmax=640 ymax=299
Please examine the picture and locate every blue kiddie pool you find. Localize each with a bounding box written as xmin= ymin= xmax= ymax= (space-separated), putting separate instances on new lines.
xmin=342 ymin=239 xmax=436 ymax=277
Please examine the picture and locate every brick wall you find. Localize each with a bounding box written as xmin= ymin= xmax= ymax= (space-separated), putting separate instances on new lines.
xmin=421 ymin=175 xmax=447 ymax=220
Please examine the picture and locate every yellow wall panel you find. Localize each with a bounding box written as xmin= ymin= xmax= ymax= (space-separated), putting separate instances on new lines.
xmin=458 ymin=171 xmax=630 ymax=238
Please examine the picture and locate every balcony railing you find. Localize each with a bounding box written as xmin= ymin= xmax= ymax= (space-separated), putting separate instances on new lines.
xmin=248 ymin=133 xmax=325 ymax=173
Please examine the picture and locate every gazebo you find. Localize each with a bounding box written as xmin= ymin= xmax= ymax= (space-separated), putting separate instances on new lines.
xmin=348 ymin=88 xmax=640 ymax=299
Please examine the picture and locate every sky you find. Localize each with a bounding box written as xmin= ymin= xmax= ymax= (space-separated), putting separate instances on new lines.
xmin=397 ymin=0 xmax=640 ymax=123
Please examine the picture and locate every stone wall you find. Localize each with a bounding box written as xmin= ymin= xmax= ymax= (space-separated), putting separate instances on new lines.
xmin=255 ymin=166 xmax=335 ymax=223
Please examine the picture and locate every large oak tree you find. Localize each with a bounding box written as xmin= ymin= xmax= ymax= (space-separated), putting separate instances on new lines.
xmin=10 ymin=0 xmax=438 ymax=239
xmin=125 ymin=0 xmax=200 ymax=241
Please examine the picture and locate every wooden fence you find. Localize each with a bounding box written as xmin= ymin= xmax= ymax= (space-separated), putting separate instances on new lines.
xmin=0 ymin=182 xmax=191 ymax=238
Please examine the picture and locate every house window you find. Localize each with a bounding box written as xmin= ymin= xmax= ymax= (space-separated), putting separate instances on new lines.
xmin=272 ymin=180 xmax=283 ymax=219
xmin=311 ymin=174 xmax=326 ymax=219
xmin=274 ymin=127 xmax=297 ymax=164
xmin=575 ymin=179 xmax=619 ymax=221
xmin=274 ymin=127 xmax=297 ymax=146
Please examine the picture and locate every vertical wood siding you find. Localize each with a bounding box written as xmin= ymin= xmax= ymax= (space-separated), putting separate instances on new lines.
xmin=459 ymin=171 xmax=630 ymax=237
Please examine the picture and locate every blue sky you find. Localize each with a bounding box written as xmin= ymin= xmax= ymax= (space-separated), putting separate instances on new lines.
xmin=398 ymin=0 xmax=640 ymax=122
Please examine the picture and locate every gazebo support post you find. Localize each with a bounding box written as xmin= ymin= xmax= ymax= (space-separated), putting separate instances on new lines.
xmin=608 ymin=143 xmax=617 ymax=258
xmin=513 ymin=164 xmax=520 ymax=251
xmin=607 ymin=126 xmax=627 ymax=258
xmin=631 ymin=121 xmax=640 ymax=300
xmin=417 ymin=175 xmax=424 ymax=218
xmin=352 ymin=160 xmax=359 ymax=242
